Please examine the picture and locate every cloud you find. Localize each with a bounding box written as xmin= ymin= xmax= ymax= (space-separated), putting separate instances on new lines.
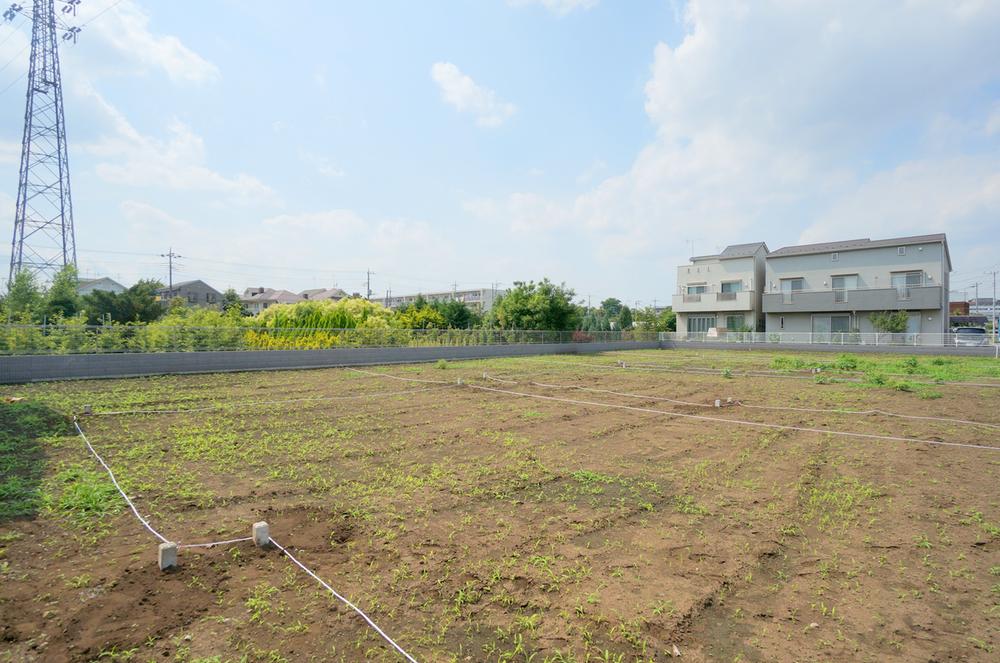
xmin=78 ymin=85 xmax=275 ymax=204
xmin=262 ymin=210 xmax=365 ymax=235
xmin=467 ymin=0 xmax=1000 ymax=280
xmin=507 ymin=0 xmax=598 ymax=17
xmin=430 ymin=62 xmax=516 ymax=127
xmin=298 ymin=150 xmax=346 ymax=179
xmin=84 ymin=0 xmax=219 ymax=83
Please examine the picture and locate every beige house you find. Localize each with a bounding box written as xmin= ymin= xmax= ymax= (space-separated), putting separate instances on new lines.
xmin=762 ymin=234 xmax=951 ymax=335
xmin=673 ymin=243 xmax=768 ymax=333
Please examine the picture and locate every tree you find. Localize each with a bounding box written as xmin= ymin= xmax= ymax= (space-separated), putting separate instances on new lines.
xmin=618 ymin=305 xmax=633 ymax=330
xmin=488 ymin=279 xmax=581 ymax=330
xmin=633 ymin=306 xmax=676 ymax=332
xmin=869 ymin=310 xmax=909 ymax=333
xmin=221 ymin=288 xmax=243 ymax=314
xmin=600 ymin=298 xmax=623 ymax=318
xmin=433 ymin=299 xmax=480 ymax=329
xmin=43 ymin=264 xmax=81 ymax=320
xmin=82 ymin=279 xmax=164 ymax=324
xmin=4 ymin=270 xmax=44 ymax=322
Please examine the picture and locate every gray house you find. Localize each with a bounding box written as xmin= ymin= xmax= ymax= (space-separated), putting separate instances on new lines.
xmin=158 ymin=280 xmax=224 ymax=309
xmin=762 ymin=234 xmax=951 ymax=335
xmin=77 ymin=277 xmax=126 ymax=296
xmin=673 ymin=242 xmax=769 ymax=333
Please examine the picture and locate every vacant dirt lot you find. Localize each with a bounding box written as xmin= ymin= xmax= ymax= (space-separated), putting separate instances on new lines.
xmin=1 ymin=349 xmax=999 ymax=662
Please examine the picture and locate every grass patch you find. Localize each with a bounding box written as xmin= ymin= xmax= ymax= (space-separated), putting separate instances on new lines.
xmin=0 ymin=400 xmax=71 ymax=523
xmin=43 ymin=464 xmax=122 ymax=530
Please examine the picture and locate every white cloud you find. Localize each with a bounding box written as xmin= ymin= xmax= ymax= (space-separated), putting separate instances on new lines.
xmin=262 ymin=210 xmax=365 ymax=235
xmin=467 ymin=0 xmax=1000 ymax=286
xmin=78 ymin=85 xmax=275 ymax=204
xmin=430 ymin=62 xmax=516 ymax=128
xmin=298 ymin=150 xmax=346 ymax=179
xmin=507 ymin=0 xmax=598 ymax=17
xmin=84 ymin=1 xmax=219 ymax=83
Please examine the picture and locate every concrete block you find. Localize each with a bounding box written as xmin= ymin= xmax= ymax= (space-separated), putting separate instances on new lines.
xmin=714 ymin=399 xmax=721 ymax=408
xmin=82 ymin=405 xmax=92 ymax=415
xmin=158 ymin=542 xmax=177 ymax=570
xmin=253 ymin=521 xmax=270 ymax=547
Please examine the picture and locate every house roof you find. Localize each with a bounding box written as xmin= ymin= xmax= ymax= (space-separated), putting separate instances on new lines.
xmin=769 ymin=234 xmax=951 ymax=268
xmin=160 ymin=279 xmax=222 ymax=294
xmin=77 ymin=277 xmax=125 ymax=288
xmin=300 ymin=287 xmax=348 ymax=300
xmin=242 ymin=289 xmax=301 ymax=304
xmin=691 ymin=242 xmax=768 ymax=262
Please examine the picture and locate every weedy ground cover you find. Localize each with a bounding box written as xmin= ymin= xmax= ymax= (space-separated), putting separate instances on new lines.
xmin=0 ymin=348 xmax=998 ymax=662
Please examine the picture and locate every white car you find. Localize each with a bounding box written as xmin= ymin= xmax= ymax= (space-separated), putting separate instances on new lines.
xmin=953 ymin=327 xmax=988 ymax=347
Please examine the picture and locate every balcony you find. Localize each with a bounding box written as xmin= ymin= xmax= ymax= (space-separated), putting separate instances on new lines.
xmin=762 ymin=285 xmax=942 ymax=313
xmin=673 ymin=290 xmax=755 ymax=312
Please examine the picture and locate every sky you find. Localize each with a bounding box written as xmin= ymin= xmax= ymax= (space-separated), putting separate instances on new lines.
xmin=0 ymin=0 xmax=998 ymax=305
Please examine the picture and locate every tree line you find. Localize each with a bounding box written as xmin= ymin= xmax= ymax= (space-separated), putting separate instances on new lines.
xmin=1 ymin=268 xmax=676 ymax=333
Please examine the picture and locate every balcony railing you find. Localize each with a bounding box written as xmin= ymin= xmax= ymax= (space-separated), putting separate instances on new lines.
xmin=763 ymin=285 xmax=942 ymax=312
xmin=717 ymin=292 xmax=738 ymax=301
xmin=683 ymin=294 xmax=703 ymax=303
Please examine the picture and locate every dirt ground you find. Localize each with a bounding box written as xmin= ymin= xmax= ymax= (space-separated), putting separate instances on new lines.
xmin=1 ymin=349 xmax=998 ymax=662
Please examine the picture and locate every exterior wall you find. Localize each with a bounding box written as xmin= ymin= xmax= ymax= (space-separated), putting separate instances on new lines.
xmin=765 ymin=308 xmax=945 ymax=334
xmin=160 ymin=281 xmax=223 ymax=309
xmin=0 ymin=341 xmax=660 ymax=384
xmin=384 ymin=289 xmax=506 ymax=312
xmin=673 ymin=253 xmax=764 ymax=330
xmin=764 ymin=240 xmax=949 ymax=333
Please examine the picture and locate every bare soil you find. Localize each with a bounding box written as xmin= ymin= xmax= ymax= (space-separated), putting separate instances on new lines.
xmin=1 ymin=349 xmax=998 ymax=662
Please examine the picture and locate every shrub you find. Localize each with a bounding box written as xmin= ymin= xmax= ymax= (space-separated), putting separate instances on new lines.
xmin=834 ymin=354 xmax=859 ymax=371
xmin=865 ymin=371 xmax=887 ymax=386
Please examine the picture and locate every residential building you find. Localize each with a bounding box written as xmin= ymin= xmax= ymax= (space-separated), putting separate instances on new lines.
xmin=158 ymin=280 xmax=224 ymax=309
xmin=77 ymin=277 xmax=125 ymax=296
xmin=382 ymin=287 xmax=506 ymax=312
xmin=241 ymin=287 xmax=303 ymax=315
xmin=968 ymin=297 xmax=998 ymax=319
xmin=672 ymin=242 xmax=769 ymax=333
xmin=949 ymin=301 xmax=970 ymax=316
xmin=762 ymin=234 xmax=951 ymax=335
xmin=300 ymin=287 xmax=348 ymax=302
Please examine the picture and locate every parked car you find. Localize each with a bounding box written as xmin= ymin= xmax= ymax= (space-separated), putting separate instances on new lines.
xmin=953 ymin=327 xmax=988 ymax=346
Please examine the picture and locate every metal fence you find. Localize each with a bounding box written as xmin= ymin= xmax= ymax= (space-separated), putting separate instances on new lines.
xmin=0 ymin=324 xmax=660 ymax=356
xmin=660 ymin=331 xmax=997 ymax=348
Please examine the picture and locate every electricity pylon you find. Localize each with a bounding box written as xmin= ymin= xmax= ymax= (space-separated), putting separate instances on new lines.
xmin=6 ymin=1 xmax=82 ymax=285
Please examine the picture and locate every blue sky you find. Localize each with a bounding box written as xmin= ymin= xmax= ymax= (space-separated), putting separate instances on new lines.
xmin=1 ymin=0 xmax=998 ymax=304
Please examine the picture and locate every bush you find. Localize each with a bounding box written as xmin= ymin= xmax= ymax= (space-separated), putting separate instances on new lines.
xmin=865 ymin=371 xmax=887 ymax=386
xmin=834 ymin=354 xmax=859 ymax=371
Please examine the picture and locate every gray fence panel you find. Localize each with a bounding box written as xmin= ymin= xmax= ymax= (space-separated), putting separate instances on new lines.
xmin=660 ymin=340 xmax=998 ymax=357
xmin=0 ymin=341 xmax=662 ymax=383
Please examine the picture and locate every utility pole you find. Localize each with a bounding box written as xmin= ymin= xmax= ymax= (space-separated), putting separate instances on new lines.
xmin=7 ymin=1 xmax=82 ymax=284
xmin=366 ymin=270 xmax=374 ymax=300
xmin=160 ymin=248 xmax=182 ymax=293
xmin=452 ymin=281 xmax=458 ymax=300
xmin=988 ymin=270 xmax=998 ymax=341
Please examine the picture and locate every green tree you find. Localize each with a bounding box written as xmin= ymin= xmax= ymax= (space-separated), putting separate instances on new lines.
xmin=221 ymin=288 xmax=243 ymax=314
xmin=488 ymin=279 xmax=581 ymax=330
xmin=633 ymin=306 xmax=676 ymax=332
xmin=82 ymin=279 xmax=164 ymax=324
xmin=618 ymin=305 xmax=633 ymax=330
xmin=432 ymin=299 xmax=481 ymax=329
xmin=869 ymin=310 xmax=909 ymax=333
xmin=44 ymin=265 xmax=81 ymax=320
xmin=4 ymin=270 xmax=44 ymax=322
xmin=600 ymin=298 xmax=623 ymax=318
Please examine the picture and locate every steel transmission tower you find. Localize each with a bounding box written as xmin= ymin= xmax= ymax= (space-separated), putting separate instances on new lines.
xmin=6 ymin=0 xmax=82 ymax=284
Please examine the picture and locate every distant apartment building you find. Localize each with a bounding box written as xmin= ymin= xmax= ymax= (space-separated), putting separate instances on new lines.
xmin=673 ymin=243 xmax=768 ymax=333
xmin=158 ymin=280 xmax=223 ymax=309
xmin=76 ymin=277 xmax=125 ymax=296
xmin=762 ymin=234 xmax=951 ymax=335
xmin=382 ymin=287 xmax=506 ymax=312
xmin=968 ymin=297 xmax=998 ymax=319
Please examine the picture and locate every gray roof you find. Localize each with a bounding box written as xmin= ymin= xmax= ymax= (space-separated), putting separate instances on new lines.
xmin=769 ymin=234 xmax=950 ymax=267
xmin=692 ymin=241 xmax=768 ymax=261
xmin=300 ymin=287 xmax=348 ymax=300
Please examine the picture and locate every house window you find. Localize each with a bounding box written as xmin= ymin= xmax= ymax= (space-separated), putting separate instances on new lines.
xmin=688 ymin=316 xmax=716 ymax=333
xmin=891 ymin=271 xmax=922 ymax=299
xmin=831 ymin=274 xmax=858 ymax=302
xmin=187 ymin=294 xmax=197 ymax=304
xmin=725 ymin=314 xmax=745 ymax=331
xmin=779 ymin=316 xmax=785 ymax=330
xmin=686 ymin=284 xmax=708 ymax=295
xmin=780 ymin=278 xmax=804 ymax=303
xmin=897 ymin=246 xmax=906 ymax=256
xmin=831 ymin=252 xmax=839 ymax=262
xmin=721 ymin=281 xmax=743 ymax=293
xmin=812 ymin=315 xmax=852 ymax=334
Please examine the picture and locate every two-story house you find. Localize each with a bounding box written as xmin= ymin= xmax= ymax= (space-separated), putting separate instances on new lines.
xmin=673 ymin=242 xmax=768 ymax=333
xmin=762 ymin=234 xmax=951 ymax=335
xmin=158 ymin=280 xmax=224 ymax=309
